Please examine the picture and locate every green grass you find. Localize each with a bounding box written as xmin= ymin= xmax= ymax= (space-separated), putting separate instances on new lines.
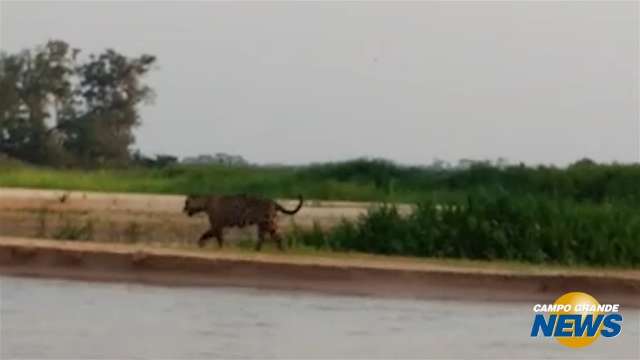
xmin=0 ymin=161 xmax=460 ymax=202
xmin=3 ymin=158 xmax=640 ymax=204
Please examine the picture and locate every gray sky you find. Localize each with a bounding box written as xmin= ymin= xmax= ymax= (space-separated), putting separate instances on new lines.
xmin=1 ymin=1 xmax=638 ymax=166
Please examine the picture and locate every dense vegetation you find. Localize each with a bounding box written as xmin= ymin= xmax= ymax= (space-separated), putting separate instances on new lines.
xmin=1 ymin=158 xmax=639 ymax=205
xmin=289 ymin=193 xmax=640 ymax=266
xmin=2 ymin=152 xmax=639 ymax=266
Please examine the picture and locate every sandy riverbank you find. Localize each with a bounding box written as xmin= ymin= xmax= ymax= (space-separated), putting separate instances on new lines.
xmin=1 ymin=237 xmax=638 ymax=307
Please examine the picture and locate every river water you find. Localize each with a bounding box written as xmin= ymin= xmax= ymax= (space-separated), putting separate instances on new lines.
xmin=0 ymin=276 xmax=638 ymax=359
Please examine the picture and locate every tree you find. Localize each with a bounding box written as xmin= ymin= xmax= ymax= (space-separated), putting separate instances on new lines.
xmin=132 ymin=151 xmax=178 ymax=168
xmin=429 ymin=158 xmax=449 ymax=170
xmin=570 ymin=158 xmax=597 ymax=168
xmin=0 ymin=40 xmax=155 ymax=167
xmin=0 ymin=40 xmax=76 ymax=164
xmin=61 ymin=49 xmax=155 ymax=166
xmin=182 ymin=153 xmax=249 ymax=167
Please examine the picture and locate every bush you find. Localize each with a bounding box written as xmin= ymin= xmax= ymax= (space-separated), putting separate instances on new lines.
xmin=293 ymin=193 xmax=640 ymax=266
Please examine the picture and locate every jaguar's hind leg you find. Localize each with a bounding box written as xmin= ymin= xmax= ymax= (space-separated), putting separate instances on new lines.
xmin=198 ymin=229 xmax=214 ymax=248
xmin=270 ymin=229 xmax=285 ymax=251
xmin=214 ymin=228 xmax=224 ymax=248
xmin=255 ymin=225 xmax=267 ymax=251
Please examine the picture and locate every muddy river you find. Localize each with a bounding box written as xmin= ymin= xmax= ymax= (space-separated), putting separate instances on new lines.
xmin=1 ymin=276 xmax=637 ymax=359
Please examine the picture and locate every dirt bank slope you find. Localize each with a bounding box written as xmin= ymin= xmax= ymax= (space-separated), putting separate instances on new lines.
xmin=0 ymin=237 xmax=638 ymax=307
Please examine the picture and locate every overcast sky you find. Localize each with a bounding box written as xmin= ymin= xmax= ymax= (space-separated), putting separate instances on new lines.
xmin=1 ymin=1 xmax=638 ymax=166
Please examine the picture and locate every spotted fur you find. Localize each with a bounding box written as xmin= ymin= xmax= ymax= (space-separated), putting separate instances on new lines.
xmin=183 ymin=194 xmax=303 ymax=251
